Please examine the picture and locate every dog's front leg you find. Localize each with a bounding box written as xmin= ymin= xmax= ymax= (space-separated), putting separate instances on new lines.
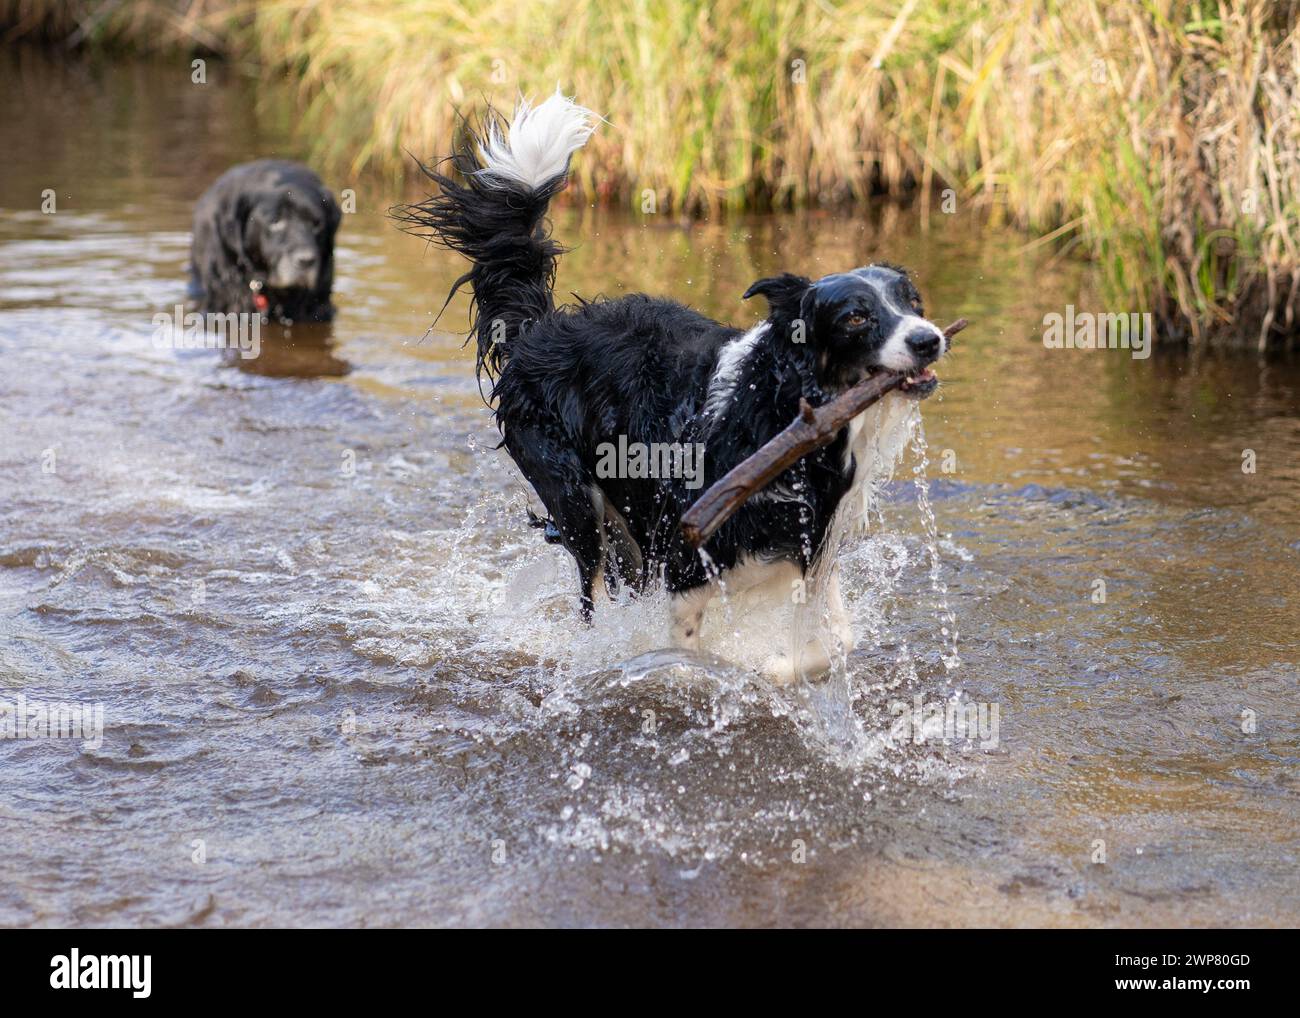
xmin=759 ymin=566 xmax=854 ymax=684
xmin=669 ymin=585 xmax=712 ymax=651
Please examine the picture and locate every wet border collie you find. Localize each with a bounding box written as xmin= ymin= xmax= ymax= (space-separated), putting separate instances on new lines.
xmin=398 ymin=93 xmax=949 ymax=682
xmin=190 ymin=160 xmax=340 ymax=324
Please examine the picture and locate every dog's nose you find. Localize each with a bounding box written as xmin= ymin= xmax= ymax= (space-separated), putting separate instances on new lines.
xmin=292 ymin=249 xmax=318 ymax=269
xmin=905 ymin=328 xmax=941 ymax=362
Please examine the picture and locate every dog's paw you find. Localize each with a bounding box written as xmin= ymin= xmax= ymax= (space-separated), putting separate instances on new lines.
xmin=759 ymin=649 xmax=830 ymax=686
xmin=759 ymin=652 xmax=804 ymax=686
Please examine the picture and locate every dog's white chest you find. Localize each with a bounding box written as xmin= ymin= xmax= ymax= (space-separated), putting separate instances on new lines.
xmin=837 ymin=392 xmax=917 ymax=533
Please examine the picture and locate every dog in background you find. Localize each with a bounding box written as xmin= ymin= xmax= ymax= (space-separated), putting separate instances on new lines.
xmin=399 ymin=93 xmax=949 ymax=683
xmin=189 ymin=160 xmax=340 ymax=323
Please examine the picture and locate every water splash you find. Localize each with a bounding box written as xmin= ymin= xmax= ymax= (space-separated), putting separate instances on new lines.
xmin=910 ymin=420 xmax=962 ymax=673
xmin=426 ymin=415 xmax=952 ymax=766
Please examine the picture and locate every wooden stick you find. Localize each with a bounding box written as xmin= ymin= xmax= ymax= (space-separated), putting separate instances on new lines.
xmin=680 ymin=318 xmax=968 ymax=549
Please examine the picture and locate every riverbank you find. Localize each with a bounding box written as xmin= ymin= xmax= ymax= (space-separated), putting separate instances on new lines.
xmin=4 ymin=0 xmax=1299 ymax=350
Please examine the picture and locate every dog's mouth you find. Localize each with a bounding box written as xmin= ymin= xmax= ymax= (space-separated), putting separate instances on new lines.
xmin=267 ymin=254 xmax=320 ymax=292
xmin=266 ymin=274 xmax=319 ymax=292
xmin=899 ymin=366 xmax=939 ymax=398
xmin=862 ymin=364 xmax=939 ymax=399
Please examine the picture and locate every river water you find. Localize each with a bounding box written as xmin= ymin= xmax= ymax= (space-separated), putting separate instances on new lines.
xmin=2 ymin=50 xmax=1297 ymax=927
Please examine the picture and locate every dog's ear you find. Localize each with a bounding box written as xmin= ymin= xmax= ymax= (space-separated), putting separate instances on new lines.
xmin=319 ymin=186 xmax=342 ymax=238
xmin=315 ymin=188 xmax=341 ymax=307
xmin=215 ymin=190 xmax=253 ymax=272
xmin=742 ymin=273 xmax=812 ymax=317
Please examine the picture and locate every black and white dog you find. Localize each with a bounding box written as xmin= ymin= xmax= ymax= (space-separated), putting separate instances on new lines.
xmin=190 ymin=160 xmax=341 ymax=323
xmin=401 ymin=93 xmax=949 ymax=682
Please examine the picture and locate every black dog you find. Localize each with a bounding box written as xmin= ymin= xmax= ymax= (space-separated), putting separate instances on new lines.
xmin=399 ymin=94 xmax=949 ymax=682
xmin=189 ymin=160 xmax=340 ymax=323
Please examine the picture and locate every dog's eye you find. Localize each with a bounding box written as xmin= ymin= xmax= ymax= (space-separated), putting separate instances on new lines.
xmin=844 ymin=313 xmax=867 ymax=328
xmin=909 ymin=297 xmax=923 ymax=312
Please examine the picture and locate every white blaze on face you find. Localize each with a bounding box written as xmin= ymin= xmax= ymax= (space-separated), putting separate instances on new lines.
xmin=860 ymin=270 xmax=946 ymax=373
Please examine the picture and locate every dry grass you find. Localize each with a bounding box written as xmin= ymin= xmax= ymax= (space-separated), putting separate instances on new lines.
xmin=4 ymin=0 xmax=1299 ymax=348
xmin=0 ymin=0 xmax=230 ymax=50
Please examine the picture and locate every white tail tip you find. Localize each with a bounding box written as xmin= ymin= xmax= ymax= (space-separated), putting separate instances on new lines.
xmin=476 ymin=89 xmax=598 ymax=191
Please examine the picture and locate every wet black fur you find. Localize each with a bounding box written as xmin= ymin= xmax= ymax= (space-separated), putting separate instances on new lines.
xmin=395 ymin=118 xmax=931 ymax=619
xmin=189 ymin=160 xmax=340 ymax=323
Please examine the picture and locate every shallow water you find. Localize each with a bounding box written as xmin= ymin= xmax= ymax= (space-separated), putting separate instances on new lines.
xmin=2 ymin=51 xmax=1298 ymax=927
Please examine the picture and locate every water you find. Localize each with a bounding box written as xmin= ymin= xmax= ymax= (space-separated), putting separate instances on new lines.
xmin=2 ymin=50 xmax=1298 ymax=927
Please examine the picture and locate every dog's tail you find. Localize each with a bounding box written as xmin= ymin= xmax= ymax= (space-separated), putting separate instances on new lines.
xmin=394 ymin=90 xmax=597 ymax=385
